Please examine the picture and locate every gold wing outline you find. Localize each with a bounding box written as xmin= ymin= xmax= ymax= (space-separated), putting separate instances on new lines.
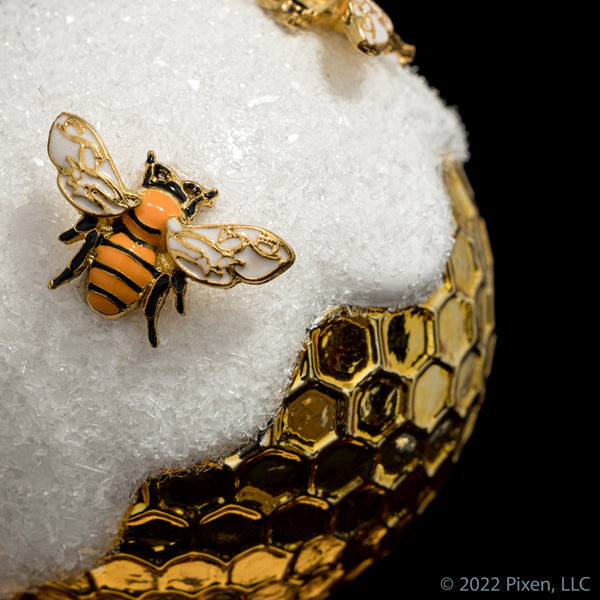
xmin=166 ymin=219 xmax=295 ymax=288
xmin=47 ymin=113 xmax=141 ymax=216
xmin=342 ymin=0 xmax=394 ymax=56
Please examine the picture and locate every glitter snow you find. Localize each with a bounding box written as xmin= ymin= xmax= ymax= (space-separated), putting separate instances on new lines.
xmin=0 ymin=0 xmax=467 ymax=594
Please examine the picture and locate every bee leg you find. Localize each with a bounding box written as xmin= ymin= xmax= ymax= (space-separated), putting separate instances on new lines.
xmin=171 ymin=269 xmax=187 ymax=315
xmin=143 ymin=273 xmax=171 ymax=348
xmin=58 ymin=215 xmax=99 ymax=244
xmin=48 ymin=229 xmax=100 ymax=289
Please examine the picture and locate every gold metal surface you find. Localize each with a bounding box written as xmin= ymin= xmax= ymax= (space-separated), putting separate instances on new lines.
xmin=26 ymin=159 xmax=495 ymax=600
xmin=258 ymin=0 xmax=415 ymax=64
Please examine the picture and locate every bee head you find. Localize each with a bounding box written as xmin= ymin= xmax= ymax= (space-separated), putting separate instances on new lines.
xmin=143 ymin=151 xmax=218 ymax=221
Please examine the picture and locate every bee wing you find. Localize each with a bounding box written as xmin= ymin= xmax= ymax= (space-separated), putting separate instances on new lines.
xmin=342 ymin=0 xmax=394 ymax=55
xmin=166 ymin=219 xmax=295 ymax=288
xmin=48 ymin=113 xmax=141 ymax=216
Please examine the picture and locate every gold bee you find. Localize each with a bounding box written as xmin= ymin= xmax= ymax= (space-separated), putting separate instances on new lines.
xmin=47 ymin=113 xmax=295 ymax=347
xmin=258 ymin=0 xmax=415 ymax=64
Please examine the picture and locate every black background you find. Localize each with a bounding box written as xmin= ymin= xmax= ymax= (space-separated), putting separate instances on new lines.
xmin=330 ymin=3 xmax=594 ymax=598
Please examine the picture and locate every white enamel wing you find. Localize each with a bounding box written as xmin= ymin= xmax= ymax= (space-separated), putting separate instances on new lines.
xmin=343 ymin=0 xmax=394 ymax=55
xmin=47 ymin=112 xmax=141 ymax=216
xmin=166 ymin=218 xmax=295 ymax=288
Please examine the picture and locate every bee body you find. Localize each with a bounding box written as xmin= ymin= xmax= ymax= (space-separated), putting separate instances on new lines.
xmin=86 ymin=189 xmax=179 ymax=318
xmin=47 ymin=113 xmax=295 ymax=347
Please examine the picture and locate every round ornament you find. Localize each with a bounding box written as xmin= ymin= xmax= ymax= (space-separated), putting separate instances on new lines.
xmin=0 ymin=1 xmax=493 ymax=598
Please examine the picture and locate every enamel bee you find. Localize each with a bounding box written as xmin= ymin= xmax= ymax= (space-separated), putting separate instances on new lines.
xmin=258 ymin=0 xmax=415 ymax=64
xmin=47 ymin=113 xmax=295 ymax=347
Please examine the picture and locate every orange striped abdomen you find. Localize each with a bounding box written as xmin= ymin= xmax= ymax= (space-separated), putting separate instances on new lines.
xmin=87 ymin=232 xmax=157 ymax=317
xmin=123 ymin=188 xmax=182 ymax=251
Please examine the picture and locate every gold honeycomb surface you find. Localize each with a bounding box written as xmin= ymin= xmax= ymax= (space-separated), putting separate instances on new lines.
xmin=25 ymin=159 xmax=495 ymax=600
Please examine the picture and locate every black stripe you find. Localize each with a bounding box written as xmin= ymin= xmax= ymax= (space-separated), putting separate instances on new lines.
xmin=102 ymin=238 xmax=158 ymax=275
xmin=88 ymin=283 xmax=128 ymax=311
xmin=144 ymin=179 xmax=186 ymax=203
xmin=115 ymin=221 xmax=153 ymax=248
xmin=93 ymin=262 xmax=143 ymax=293
xmin=129 ymin=210 xmax=162 ymax=236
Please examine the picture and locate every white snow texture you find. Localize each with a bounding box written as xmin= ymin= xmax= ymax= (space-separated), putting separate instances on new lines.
xmin=0 ymin=0 xmax=467 ymax=595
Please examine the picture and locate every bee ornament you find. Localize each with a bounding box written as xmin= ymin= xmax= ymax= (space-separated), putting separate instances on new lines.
xmin=258 ymin=0 xmax=415 ymax=64
xmin=47 ymin=113 xmax=295 ymax=347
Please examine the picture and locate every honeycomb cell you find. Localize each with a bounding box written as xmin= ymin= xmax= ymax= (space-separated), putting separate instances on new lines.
xmin=313 ymin=313 xmax=377 ymax=387
xmin=424 ymin=415 xmax=460 ymax=476
xmin=157 ymin=464 xmax=235 ymax=514
xmin=473 ymin=215 xmax=494 ymax=275
xmin=337 ymin=524 xmax=386 ymax=579
xmin=251 ymin=582 xmax=299 ymax=600
xmin=297 ymin=564 xmax=346 ymax=600
xmin=476 ymin=282 xmax=495 ymax=345
xmin=293 ymin=535 xmax=346 ymax=575
xmin=121 ymin=512 xmax=190 ymax=565
xmin=229 ymin=546 xmax=291 ymax=587
xmin=385 ymin=467 xmax=430 ymax=520
xmin=455 ymin=350 xmax=483 ymax=417
xmin=483 ymin=332 xmax=497 ymax=379
xmin=383 ymin=308 xmax=436 ymax=374
xmin=373 ymin=426 xmax=421 ymax=488
xmin=351 ymin=372 xmax=407 ymax=440
xmin=437 ymin=297 xmax=474 ymax=364
xmin=438 ymin=297 xmax=475 ymax=365
xmin=236 ymin=449 xmax=309 ymax=513
xmin=279 ymin=384 xmax=341 ymax=453
xmin=312 ymin=439 xmax=374 ymax=498
xmin=332 ymin=484 xmax=386 ymax=536
xmin=90 ymin=558 xmax=154 ymax=593
xmin=270 ymin=497 xmax=331 ymax=549
xmin=451 ymin=231 xmax=482 ymax=297
xmin=412 ymin=362 xmax=453 ymax=431
xmin=195 ymin=505 xmax=265 ymax=559
xmin=158 ymin=556 xmax=227 ymax=592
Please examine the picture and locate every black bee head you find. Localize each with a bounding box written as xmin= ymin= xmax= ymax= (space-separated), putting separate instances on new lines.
xmin=143 ymin=150 xmax=186 ymax=204
xmin=143 ymin=150 xmax=218 ymax=221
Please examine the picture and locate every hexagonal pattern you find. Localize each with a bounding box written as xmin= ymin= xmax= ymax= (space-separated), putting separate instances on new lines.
xmin=278 ymin=384 xmax=342 ymax=455
xmin=437 ymin=296 xmax=475 ymax=365
xmin=411 ymin=361 xmax=453 ymax=431
xmin=235 ymin=450 xmax=310 ymax=514
xmin=312 ymin=313 xmax=378 ymax=389
xmin=383 ymin=307 xmax=435 ymax=373
xmin=373 ymin=425 xmax=421 ymax=489
xmin=311 ymin=439 xmax=374 ymax=499
xmin=30 ymin=159 xmax=495 ymax=600
xmin=351 ymin=372 xmax=407 ymax=441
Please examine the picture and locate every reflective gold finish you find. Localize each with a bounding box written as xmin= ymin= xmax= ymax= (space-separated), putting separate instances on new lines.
xmin=258 ymin=0 xmax=416 ymax=65
xmin=27 ymin=159 xmax=494 ymax=600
